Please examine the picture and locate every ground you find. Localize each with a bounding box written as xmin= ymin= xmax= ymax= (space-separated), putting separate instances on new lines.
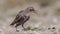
xmin=0 ymin=0 xmax=60 ymax=34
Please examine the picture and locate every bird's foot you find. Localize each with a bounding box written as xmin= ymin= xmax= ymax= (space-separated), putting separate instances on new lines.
xmin=16 ymin=29 xmax=19 ymax=32
xmin=15 ymin=27 xmax=19 ymax=32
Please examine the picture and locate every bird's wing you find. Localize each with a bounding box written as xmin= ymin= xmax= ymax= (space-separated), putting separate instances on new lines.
xmin=23 ymin=16 xmax=30 ymax=23
xmin=10 ymin=10 xmax=23 ymax=25
xmin=14 ymin=10 xmax=23 ymax=22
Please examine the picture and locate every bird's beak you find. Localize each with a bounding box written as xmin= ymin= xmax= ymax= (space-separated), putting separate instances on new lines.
xmin=33 ymin=10 xmax=38 ymax=14
xmin=33 ymin=10 xmax=41 ymax=16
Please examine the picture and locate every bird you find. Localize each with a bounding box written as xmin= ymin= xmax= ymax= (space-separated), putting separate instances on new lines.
xmin=10 ymin=7 xmax=37 ymax=32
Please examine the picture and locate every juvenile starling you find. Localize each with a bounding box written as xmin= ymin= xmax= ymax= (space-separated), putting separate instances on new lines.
xmin=10 ymin=7 xmax=37 ymax=32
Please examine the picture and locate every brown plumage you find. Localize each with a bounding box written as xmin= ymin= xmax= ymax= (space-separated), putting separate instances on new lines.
xmin=10 ymin=7 xmax=36 ymax=32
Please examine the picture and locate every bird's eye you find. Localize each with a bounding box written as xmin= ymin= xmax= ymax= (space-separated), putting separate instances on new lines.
xmin=29 ymin=9 xmax=32 ymax=11
xmin=29 ymin=9 xmax=34 ymax=11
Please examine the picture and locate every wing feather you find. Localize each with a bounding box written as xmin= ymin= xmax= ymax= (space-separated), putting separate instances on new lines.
xmin=10 ymin=10 xmax=23 ymax=25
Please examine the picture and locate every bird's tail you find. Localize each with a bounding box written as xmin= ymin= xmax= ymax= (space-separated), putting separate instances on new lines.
xmin=10 ymin=22 xmax=15 ymax=26
xmin=10 ymin=23 xmax=14 ymax=26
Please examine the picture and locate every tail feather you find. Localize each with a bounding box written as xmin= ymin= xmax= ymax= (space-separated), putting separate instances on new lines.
xmin=10 ymin=22 xmax=16 ymax=26
xmin=10 ymin=23 xmax=14 ymax=26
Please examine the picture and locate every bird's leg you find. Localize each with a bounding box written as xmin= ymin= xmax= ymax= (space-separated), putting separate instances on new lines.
xmin=15 ymin=24 xmax=20 ymax=32
xmin=22 ymin=16 xmax=30 ymax=29
xmin=15 ymin=27 xmax=19 ymax=32
xmin=22 ymin=23 xmax=25 ymax=29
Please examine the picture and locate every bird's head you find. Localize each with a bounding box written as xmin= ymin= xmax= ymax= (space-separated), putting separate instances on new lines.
xmin=24 ymin=7 xmax=39 ymax=16
xmin=25 ymin=7 xmax=37 ymax=14
xmin=26 ymin=7 xmax=35 ymax=12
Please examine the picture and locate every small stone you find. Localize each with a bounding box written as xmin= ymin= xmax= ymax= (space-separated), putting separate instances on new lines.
xmin=52 ymin=27 xmax=56 ymax=29
xmin=48 ymin=28 xmax=51 ymax=30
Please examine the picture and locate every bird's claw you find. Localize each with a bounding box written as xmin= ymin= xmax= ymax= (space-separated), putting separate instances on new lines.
xmin=16 ymin=29 xmax=19 ymax=32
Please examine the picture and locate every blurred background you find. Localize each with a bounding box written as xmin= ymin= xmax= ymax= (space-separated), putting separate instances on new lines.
xmin=0 ymin=0 xmax=60 ymax=34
